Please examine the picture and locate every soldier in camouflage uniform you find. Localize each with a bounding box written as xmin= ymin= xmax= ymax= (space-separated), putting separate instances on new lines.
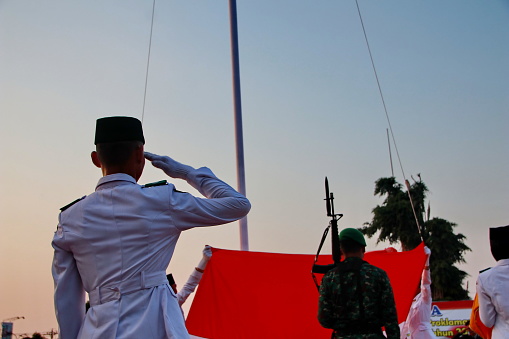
xmin=318 ymin=228 xmax=400 ymax=339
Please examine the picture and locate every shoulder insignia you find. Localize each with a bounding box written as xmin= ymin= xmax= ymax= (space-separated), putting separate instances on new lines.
xmin=60 ymin=196 xmax=86 ymax=212
xmin=143 ymin=180 xmax=168 ymax=188
xmin=479 ymin=267 xmax=491 ymax=273
xmin=173 ymin=187 xmax=187 ymax=194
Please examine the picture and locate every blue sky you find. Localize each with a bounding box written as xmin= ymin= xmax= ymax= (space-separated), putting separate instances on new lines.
xmin=1 ymin=0 xmax=508 ymax=334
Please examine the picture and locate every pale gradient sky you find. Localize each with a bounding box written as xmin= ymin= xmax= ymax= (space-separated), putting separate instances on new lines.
xmin=1 ymin=0 xmax=508 ymax=335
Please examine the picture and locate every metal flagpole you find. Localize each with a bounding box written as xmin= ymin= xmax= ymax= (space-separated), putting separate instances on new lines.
xmin=228 ymin=0 xmax=249 ymax=251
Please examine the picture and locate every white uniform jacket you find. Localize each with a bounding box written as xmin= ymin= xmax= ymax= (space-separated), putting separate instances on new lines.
xmin=477 ymin=259 xmax=509 ymax=339
xmin=52 ymin=168 xmax=251 ymax=339
xmin=400 ymin=267 xmax=436 ymax=339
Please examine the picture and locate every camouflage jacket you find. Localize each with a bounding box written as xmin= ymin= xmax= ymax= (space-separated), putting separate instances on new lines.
xmin=317 ymin=257 xmax=400 ymax=339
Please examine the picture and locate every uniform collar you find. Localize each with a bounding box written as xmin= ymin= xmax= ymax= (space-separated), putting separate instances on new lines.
xmin=496 ymin=258 xmax=509 ymax=266
xmin=96 ymin=173 xmax=137 ymax=190
xmin=343 ymin=256 xmax=364 ymax=263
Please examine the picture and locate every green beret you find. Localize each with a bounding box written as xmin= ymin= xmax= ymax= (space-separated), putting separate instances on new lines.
xmin=339 ymin=228 xmax=366 ymax=246
xmin=95 ymin=116 xmax=145 ymax=145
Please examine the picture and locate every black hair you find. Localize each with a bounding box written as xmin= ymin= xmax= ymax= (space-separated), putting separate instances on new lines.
xmin=489 ymin=225 xmax=509 ymax=261
xmin=491 ymin=242 xmax=509 ymax=261
xmin=96 ymin=141 xmax=142 ymax=168
xmin=340 ymin=238 xmax=365 ymax=254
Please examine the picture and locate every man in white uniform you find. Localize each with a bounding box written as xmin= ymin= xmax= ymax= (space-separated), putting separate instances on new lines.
xmin=52 ymin=116 xmax=251 ymax=339
xmin=476 ymin=225 xmax=509 ymax=339
xmin=400 ymin=246 xmax=437 ymax=339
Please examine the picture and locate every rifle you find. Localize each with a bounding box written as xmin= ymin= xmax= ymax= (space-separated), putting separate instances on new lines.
xmin=311 ymin=177 xmax=343 ymax=289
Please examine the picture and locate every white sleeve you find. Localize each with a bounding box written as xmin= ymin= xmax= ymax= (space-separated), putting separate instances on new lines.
xmin=52 ymin=229 xmax=86 ymax=339
xmin=399 ymin=320 xmax=409 ymax=339
xmin=177 ymin=270 xmax=203 ymax=305
xmin=476 ymin=275 xmax=496 ymax=328
xmin=171 ymin=167 xmax=251 ymax=230
xmin=421 ymin=267 xmax=432 ymax=303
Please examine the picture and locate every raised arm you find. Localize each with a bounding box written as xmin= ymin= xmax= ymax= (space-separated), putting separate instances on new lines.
xmin=145 ymin=152 xmax=251 ymax=229
xmin=177 ymin=245 xmax=212 ymax=305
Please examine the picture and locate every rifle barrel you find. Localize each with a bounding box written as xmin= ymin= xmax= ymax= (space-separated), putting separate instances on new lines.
xmin=325 ymin=177 xmax=331 ymax=216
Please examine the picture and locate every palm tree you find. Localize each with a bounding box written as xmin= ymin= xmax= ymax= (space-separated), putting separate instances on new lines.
xmin=362 ymin=176 xmax=425 ymax=251
xmin=361 ymin=176 xmax=470 ymax=300
xmin=425 ymin=217 xmax=470 ymax=300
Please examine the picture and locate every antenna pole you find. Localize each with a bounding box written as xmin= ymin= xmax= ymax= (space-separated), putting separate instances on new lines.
xmin=387 ymin=128 xmax=394 ymax=177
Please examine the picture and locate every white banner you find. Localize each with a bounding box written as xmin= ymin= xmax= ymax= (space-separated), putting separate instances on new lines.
xmin=430 ymin=300 xmax=473 ymax=338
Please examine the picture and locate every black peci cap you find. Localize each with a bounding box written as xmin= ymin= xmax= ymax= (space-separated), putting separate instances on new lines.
xmin=490 ymin=225 xmax=509 ymax=261
xmin=94 ymin=116 xmax=145 ymax=145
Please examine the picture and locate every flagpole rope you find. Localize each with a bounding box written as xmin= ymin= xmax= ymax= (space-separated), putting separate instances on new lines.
xmin=141 ymin=0 xmax=157 ymax=123
xmin=355 ymin=0 xmax=423 ymax=241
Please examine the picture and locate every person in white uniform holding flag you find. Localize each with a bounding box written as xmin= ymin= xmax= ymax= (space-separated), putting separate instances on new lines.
xmin=400 ymin=246 xmax=437 ymax=339
xmin=52 ymin=116 xmax=251 ymax=339
xmin=476 ymin=225 xmax=509 ymax=339
xmin=167 ymin=245 xmax=212 ymax=307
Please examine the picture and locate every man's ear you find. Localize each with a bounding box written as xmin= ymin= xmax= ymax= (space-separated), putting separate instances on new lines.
xmin=91 ymin=151 xmax=102 ymax=168
xmin=135 ymin=145 xmax=145 ymax=164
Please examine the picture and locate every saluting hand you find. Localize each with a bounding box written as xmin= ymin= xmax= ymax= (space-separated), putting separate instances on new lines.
xmin=144 ymin=152 xmax=195 ymax=179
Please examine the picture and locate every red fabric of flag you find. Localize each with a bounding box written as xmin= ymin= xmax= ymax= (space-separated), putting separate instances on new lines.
xmin=186 ymin=242 xmax=426 ymax=339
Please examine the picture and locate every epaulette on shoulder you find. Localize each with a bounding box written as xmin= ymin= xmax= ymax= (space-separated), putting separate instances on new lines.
xmin=60 ymin=196 xmax=86 ymax=212
xmin=143 ymin=180 xmax=168 ymax=188
xmin=479 ymin=267 xmax=491 ymax=274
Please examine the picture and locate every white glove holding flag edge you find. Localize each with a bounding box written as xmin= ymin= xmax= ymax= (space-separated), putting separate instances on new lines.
xmin=197 ymin=245 xmax=212 ymax=271
xmin=424 ymin=246 xmax=431 ymax=266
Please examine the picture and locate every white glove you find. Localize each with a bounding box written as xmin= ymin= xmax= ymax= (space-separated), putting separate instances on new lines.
xmin=197 ymin=245 xmax=212 ymax=271
xmin=144 ymin=152 xmax=195 ymax=179
xmin=424 ymin=246 xmax=431 ymax=266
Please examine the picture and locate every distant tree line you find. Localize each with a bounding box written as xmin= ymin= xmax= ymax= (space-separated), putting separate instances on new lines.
xmin=361 ymin=175 xmax=470 ymax=300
